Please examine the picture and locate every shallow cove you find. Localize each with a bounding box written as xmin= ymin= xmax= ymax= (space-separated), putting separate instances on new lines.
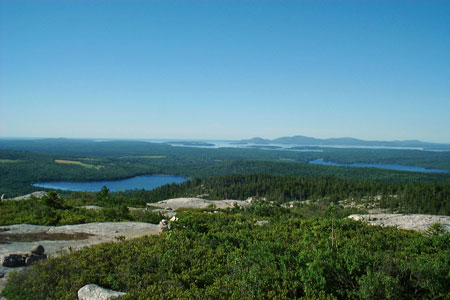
xmin=32 ymin=175 xmax=188 ymax=192
xmin=309 ymin=159 xmax=450 ymax=173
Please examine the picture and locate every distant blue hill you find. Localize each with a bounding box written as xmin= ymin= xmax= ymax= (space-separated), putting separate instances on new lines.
xmin=238 ymin=135 xmax=450 ymax=150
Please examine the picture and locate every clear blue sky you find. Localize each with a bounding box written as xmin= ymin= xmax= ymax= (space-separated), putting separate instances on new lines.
xmin=1 ymin=1 xmax=449 ymax=142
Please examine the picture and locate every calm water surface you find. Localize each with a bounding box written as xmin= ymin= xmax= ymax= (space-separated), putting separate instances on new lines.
xmin=309 ymin=159 xmax=450 ymax=173
xmin=33 ymin=175 xmax=188 ymax=192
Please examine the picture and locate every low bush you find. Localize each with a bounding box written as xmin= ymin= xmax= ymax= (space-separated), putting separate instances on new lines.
xmin=2 ymin=210 xmax=449 ymax=300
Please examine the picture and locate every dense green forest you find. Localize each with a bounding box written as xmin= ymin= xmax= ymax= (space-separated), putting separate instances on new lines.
xmin=2 ymin=174 xmax=449 ymax=227
xmin=1 ymin=139 xmax=450 ymax=169
xmin=2 ymin=139 xmax=450 ymax=197
xmin=128 ymin=174 xmax=450 ymax=215
xmin=3 ymin=209 xmax=449 ymax=300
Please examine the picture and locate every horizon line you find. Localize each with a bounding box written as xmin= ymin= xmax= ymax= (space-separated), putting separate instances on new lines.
xmin=1 ymin=135 xmax=450 ymax=145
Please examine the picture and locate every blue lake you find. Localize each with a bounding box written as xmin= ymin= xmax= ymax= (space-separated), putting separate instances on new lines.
xmin=309 ymin=159 xmax=450 ymax=173
xmin=33 ymin=175 xmax=188 ymax=192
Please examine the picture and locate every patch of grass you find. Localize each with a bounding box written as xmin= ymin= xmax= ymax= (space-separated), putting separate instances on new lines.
xmin=54 ymin=160 xmax=102 ymax=170
xmin=0 ymin=159 xmax=21 ymax=163
xmin=120 ymin=155 xmax=166 ymax=159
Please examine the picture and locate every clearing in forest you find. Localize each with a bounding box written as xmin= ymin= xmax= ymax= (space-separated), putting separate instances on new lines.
xmin=0 ymin=159 xmax=21 ymax=163
xmin=54 ymin=160 xmax=102 ymax=170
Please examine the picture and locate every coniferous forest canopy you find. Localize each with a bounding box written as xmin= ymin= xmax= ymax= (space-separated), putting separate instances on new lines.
xmin=1 ymin=138 xmax=450 ymax=197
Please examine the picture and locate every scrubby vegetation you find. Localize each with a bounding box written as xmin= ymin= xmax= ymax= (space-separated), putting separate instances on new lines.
xmin=2 ymin=139 xmax=450 ymax=299
xmin=0 ymin=191 xmax=163 ymax=226
xmin=2 ymin=208 xmax=449 ymax=300
xmin=2 ymin=174 xmax=449 ymax=227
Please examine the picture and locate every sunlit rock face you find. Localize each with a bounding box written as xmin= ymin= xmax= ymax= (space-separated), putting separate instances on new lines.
xmin=348 ymin=214 xmax=450 ymax=232
xmin=77 ymin=284 xmax=126 ymax=300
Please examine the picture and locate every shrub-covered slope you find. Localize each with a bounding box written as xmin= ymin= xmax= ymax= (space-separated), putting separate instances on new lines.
xmin=2 ymin=209 xmax=449 ymax=300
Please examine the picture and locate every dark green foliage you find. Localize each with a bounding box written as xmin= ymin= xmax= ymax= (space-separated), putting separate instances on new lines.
xmin=2 ymin=174 xmax=449 ymax=227
xmin=40 ymin=191 xmax=65 ymax=209
xmin=0 ymin=194 xmax=163 ymax=226
xmin=98 ymin=186 xmax=110 ymax=199
xmin=124 ymin=174 xmax=450 ymax=215
xmin=2 ymin=139 xmax=450 ymax=197
xmin=2 ymin=210 xmax=449 ymax=300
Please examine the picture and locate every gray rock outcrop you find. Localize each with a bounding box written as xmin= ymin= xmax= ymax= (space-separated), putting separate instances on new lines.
xmin=11 ymin=191 xmax=47 ymax=201
xmin=0 ymin=222 xmax=160 ymax=293
xmin=78 ymin=284 xmax=126 ymax=300
xmin=348 ymin=214 xmax=450 ymax=232
xmin=149 ymin=198 xmax=250 ymax=210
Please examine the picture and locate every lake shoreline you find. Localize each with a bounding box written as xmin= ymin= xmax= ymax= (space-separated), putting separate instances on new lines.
xmin=32 ymin=175 xmax=188 ymax=192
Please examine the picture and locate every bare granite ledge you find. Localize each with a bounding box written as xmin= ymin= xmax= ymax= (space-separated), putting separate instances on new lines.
xmin=348 ymin=214 xmax=450 ymax=232
xmin=0 ymin=222 xmax=160 ymax=292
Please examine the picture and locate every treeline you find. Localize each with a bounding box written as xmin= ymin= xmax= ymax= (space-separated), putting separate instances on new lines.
xmin=2 ymin=138 xmax=450 ymax=170
xmin=123 ymin=174 xmax=450 ymax=215
xmin=3 ymin=147 xmax=450 ymax=198
xmin=3 ymin=174 xmax=448 ymax=226
xmin=319 ymin=148 xmax=450 ymax=170
xmin=0 ymin=150 xmax=163 ymax=197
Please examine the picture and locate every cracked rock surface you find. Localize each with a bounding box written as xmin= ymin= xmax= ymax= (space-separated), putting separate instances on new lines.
xmin=0 ymin=222 xmax=160 ymax=293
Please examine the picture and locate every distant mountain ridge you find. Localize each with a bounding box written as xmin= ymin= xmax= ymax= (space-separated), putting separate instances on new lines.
xmin=237 ymin=135 xmax=450 ymax=150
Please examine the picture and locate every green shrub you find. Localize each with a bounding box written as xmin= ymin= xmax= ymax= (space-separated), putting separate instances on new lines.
xmin=2 ymin=210 xmax=449 ymax=300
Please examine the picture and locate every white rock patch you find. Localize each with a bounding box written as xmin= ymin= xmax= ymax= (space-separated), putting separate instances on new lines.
xmin=348 ymin=214 xmax=450 ymax=232
xmin=78 ymin=284 xmax=126 ymax=300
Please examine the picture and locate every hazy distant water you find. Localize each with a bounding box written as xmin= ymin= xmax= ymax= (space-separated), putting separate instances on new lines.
xmin=144 ymin=139 xmax=437 ymax=151
xmin=309 ymin=159 xmax=450 ymax=173
xmin=33 ymin=175 xmax=188 ymax=192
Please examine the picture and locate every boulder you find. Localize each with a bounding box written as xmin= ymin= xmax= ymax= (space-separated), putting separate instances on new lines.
xmin=0 ymin=271 xmax=5 ymax=278
xmin=31 ymin=244 xmax=45 ymax=255
xmin=25 ymin=255 xmax=38 ymax=266
xmin=2 ymin=245 xmax=47 ymax=267
xmin=254 ymin=220 xmax=269 ymax=226
xmin=348 ymin=215 xmax=363 ymax=221
xmin=81 ymin=205 xmax=104 ymax=210
xmin=78 ymin=284 xmax=126 ymax=300
xmin=2 ymin=253 xmax=27 ymax=267
xmin=25 ymin=254 xmax=47 ymax=266
xmin=159 ymin=219 xmax=169 ymax=232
